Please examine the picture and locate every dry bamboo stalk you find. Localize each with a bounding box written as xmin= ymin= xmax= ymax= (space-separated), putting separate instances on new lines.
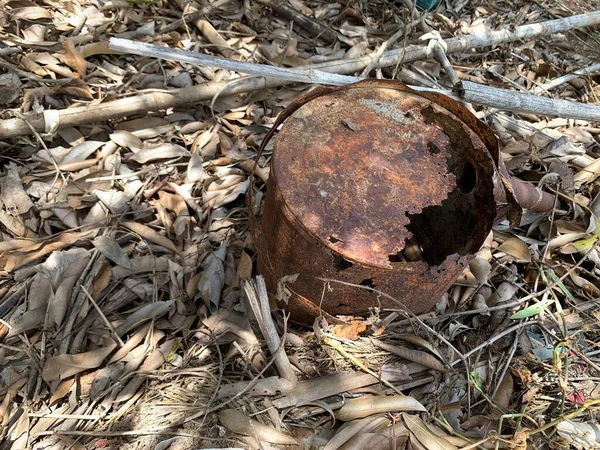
xmin=456 ymin=81 xmax=600 ymax=122
xmin=2 ymin=11 xmax=599 ymax=138
xmin=243 ymin=276 xmax=297 ymax=383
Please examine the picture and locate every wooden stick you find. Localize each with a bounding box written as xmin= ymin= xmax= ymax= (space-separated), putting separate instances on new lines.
xmin=109 ymin=38 xmax=358 ymax=86
xmin=532 ymin=62 xmax=600 ymax=94
xmin=455 ymin=80 xmax=600 ymax=122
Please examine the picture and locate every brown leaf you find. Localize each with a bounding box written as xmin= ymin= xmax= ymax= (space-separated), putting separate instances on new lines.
xmin=403 ymin=414 xmax=458 ymax=450
xmin=218 ymin=409 xmax=298 ymax=445
xmin=10 ymin=6 xmax=52 ymax=20
xmin=129 ymin=143 xmax=189 ymax=163
xmin=93 ymin=235 xmax=131 ymax=268
xmin=62 ymin=39 xmax=87 ymax=77
xmin=122 ymin=221 xmax=179 ymax=254
xmin=493 ymin=372 xmax=514 ymax=408
xmin=336 ymin=395 xmax=426 ymax=421
xmin=497 ymin=237 xmax=531 ymax=263
xmin=372 ymin=339 xmax=447 ymax=372
xmin=42 ymin=339 xmax=117 ymax=382
xmin=50 ymin=379 xmax=75 ymax=406
xmin=332 ymin=320 xmax=367 ymax=340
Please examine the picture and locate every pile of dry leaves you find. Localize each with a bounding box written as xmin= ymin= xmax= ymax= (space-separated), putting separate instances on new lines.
xmin=1 ymin=0 xmax=600 ymax=449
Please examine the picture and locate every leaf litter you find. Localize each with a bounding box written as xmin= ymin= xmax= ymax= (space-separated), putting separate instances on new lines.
xmin=1 ymin=0 xmax=600 ymax=449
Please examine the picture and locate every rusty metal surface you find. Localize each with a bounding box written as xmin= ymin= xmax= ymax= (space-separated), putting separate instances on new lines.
xmin=254 ymin=80 xmax=499 ymax=324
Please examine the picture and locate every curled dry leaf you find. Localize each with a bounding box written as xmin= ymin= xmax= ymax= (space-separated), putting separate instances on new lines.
xmin=110 ymin=130 xmax=143 ymax=151
xmin=217 ymin=409 xmax=299 ymax=445
xmin=93 ymin=235 xmax=131 ymax=268
xmin=402 ymin=414 xmax=458 ymax=450
xmin=324 ymin=416 xmax=389 ymax=450
xmin=61 ymin=141 xmax=104 ymax=164
xmin=122 ymin=221 xmax=179 ymax=254
xmin=336 ymin=395 xmax=426 ymax=422
xmin=42 ymin=339 xmax=118 ymax=382
xmin=94 ymin=190 xmax=131 ymax=215
xmin=372 ymin=339 xmax=447 ymax=372
xmin=115 ymin=338 xmax=176 ymax=403
xmin=497 ymin=237 xmax=531 ymax=263
xmin=129 ymin=143 xmax=190 ymax=163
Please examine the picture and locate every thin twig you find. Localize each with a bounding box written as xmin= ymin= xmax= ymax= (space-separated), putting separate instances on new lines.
xmin=80 ymin=285 xmax=125 ymax=348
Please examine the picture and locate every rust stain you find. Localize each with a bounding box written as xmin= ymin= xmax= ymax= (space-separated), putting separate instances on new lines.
xmin=253 ymin=80 xmax=499 ymax=324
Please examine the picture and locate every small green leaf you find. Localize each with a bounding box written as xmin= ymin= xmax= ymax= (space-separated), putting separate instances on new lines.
xmin=545 ymin=269 xmax=575 ymax=301
xmin=511 ymin=300 xmax=553 ymax=319
xmin=571 ymin=235 xmax=598 ymax=252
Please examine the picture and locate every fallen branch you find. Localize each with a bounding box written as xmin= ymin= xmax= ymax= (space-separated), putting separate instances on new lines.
xmin=110 ymin=38 xmax=600 ymax=122
xmin=455 ymin=81 xmax=600 ymax=122
xmin=532 ymin=62 xmax=600 ymax=94
xmin=3 ymin=11 xmax=599 ymax=139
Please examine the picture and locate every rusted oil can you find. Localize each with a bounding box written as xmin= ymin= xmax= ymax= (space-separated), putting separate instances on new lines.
xmin=253 ymin=80 xmax=504 ymax=324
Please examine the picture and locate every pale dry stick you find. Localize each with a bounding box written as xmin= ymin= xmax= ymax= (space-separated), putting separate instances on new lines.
xmin=80 ymin=285 xmax=125 ymax=347
xmin=434 ymin=44 xmax=460 ymax=86
xmin=111 ymin=38 xmax=600 ymax=122
xmin=109 ymin=38 xmax=358 ymax=86
xmin=1 ymin=11 xmax=598 ymax=139
xmin=532 ymin=62 xmax=600 ymax=95
xmin=455 ymin=81 xmax=600 ymax=122
xmin=243 ymin=276 xmax=297 ymax=383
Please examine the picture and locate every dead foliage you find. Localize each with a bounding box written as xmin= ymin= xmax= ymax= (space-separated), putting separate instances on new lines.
xmin=1 ymin=0 xmax=600 ymax=449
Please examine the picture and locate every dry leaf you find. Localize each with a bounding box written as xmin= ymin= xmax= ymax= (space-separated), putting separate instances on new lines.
xmin=115 ymin=300 xmax=174 ymax=336
xmin=50 ymin=379 xmax=75 ymax=406
xmin=62 ymin=39 xmax=87 ymax=77
xmin=1 ymin=163 xmax=34 ymax=215
xmin=403 ymin=414 xmax=458 ymax=450
xmin=122 ymin=221 xmax=179 ymax=254
xmin=218 ymin=409 xmax=299 ymax=445
xmin=197 ymin=241 xmax=227 ymax=313
xmin=497 ymin=237 xmax=531 ymax=263
xmin=0 ymin=72 xmax=22 ymax=105
xmin=10 ymin=6 xmax=52 ymax=20
xmin=336 ymin=395 xmax=426 ymax=421
xmin=129 ymin=143 xmax=189 ymax=163
xmin=372 ymin=339 xmax=447 ymax=372
xmin=42 ymin=339 xmax=118 ymax=382
xmin=93 ymin=235 xmax=131 ymax=268
xmin=94 ymin=190 xmax=131 ymax=215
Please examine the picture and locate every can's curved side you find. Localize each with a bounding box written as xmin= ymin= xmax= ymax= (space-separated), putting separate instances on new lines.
xmin=256 ymin=174 xmax=470 ymax=324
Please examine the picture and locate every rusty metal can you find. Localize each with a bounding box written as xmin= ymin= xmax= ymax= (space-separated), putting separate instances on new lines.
xmin=253 ymin=80 xmax=499 ymax=324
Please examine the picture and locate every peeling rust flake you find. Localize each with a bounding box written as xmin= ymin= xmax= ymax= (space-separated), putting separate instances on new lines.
xmin=253 ymin=80 xmax=498 ymax=324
